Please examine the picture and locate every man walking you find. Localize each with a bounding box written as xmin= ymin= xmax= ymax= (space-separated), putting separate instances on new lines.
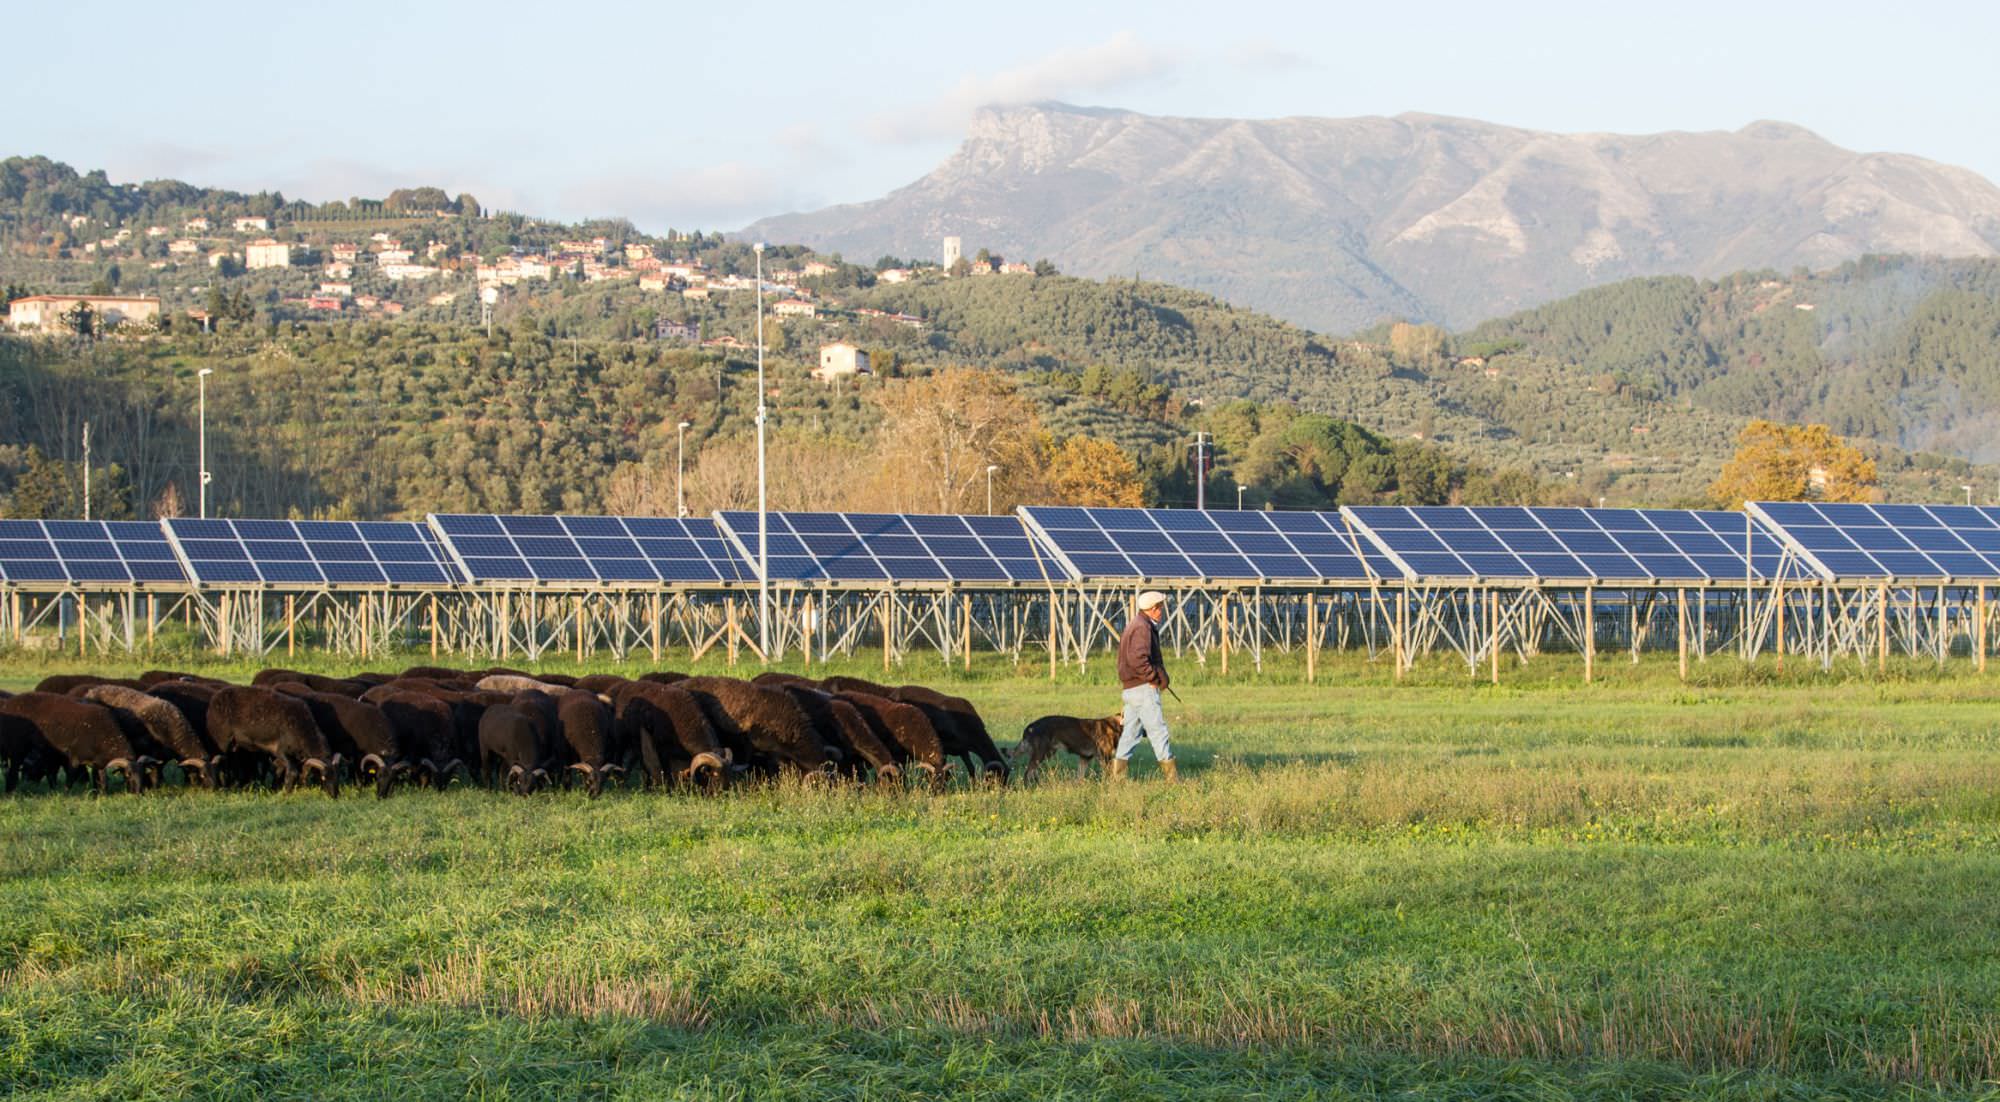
xmin=1113 ymin=590 xmax=1176 ymax=781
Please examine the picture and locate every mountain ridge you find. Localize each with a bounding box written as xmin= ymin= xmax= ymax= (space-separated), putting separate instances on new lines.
xmin=744 ymin=103 xmax=2000 ymax=331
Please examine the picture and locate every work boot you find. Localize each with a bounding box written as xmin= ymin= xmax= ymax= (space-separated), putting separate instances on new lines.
xmin=1109 ymin=758 xmax=1128 ymax=782
xmin=1160 ymin=759 xmax=1179 ymax=783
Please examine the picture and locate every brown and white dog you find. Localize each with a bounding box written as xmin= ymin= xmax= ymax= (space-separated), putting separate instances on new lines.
xmin=1012 ymin=712 xmax=1123 ymax=779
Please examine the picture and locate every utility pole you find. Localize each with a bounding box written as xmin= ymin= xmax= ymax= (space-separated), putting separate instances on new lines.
xmin=81 ymin=421 xmax=91 ymax=520
xmin=198 ymin=367 xmax=213 ymax=518
xmin=676 ymin=420 xmax=692 ymax=517
xmin=1193 ymin=432 xmax=1211 ymax=510
xmin=754 ymin=242 xmax=769 ymax=657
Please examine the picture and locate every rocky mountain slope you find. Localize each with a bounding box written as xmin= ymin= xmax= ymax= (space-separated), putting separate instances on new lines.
xmin=746 ymin=103 xmax=2000 ymax=332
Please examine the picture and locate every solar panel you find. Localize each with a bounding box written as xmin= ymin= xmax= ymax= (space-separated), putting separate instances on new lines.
xmin=0 ymin=519 xmax=191 ymax=584
xmin=1342 ymin=506 xmax=1803 ymax=583
xmin=1018 ymin=507 xmax=1394 ymax=582
xmin=162 ymin=518 xmax=462 ymax=586
xmin=713 ymin=511 xmax=1062 ymax=584
xmin=428 ymin=514 xmax=750 ymax=584
xmin=1747 ymin=501 xmax=2000 ymax=581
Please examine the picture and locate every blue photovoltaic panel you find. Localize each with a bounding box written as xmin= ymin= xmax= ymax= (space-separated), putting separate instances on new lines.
xmin=1748 ymin=501 xmax=2000 ymax=581
xmin=0 ymin=519 xmax=193 ymax=584
xmin=714 ymin=511 xmax=1062 ymax=584
xmin=1342 ymin=507 xmax=1803 ymax=583
xmin=1017 ymin=507 xmax=1393 ymax=582
xmin=164 ymin=518 xmax=461 ymax=586
xmin=428 ymin=514 xmax=750 ymax=584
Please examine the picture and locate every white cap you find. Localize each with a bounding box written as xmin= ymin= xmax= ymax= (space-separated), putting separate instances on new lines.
xmin=1136 ymin=590 xmax=1168 ymax=611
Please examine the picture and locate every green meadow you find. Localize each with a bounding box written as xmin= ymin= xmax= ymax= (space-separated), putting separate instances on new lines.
xmin=5 ymin=650 xmax=2000 ymax=1099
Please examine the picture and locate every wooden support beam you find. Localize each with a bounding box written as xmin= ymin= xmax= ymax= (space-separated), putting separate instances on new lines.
xmin=650 ymin=591 xmax=662 ymax=664
xmin=287 ymin=594 xmax=296 ymax=658
xmin=1980 ymin=586 xmax=1988 ymax=674
xmin=1219 ymin=592 xmax=1230 ymax=677
xmin=1775 ymin=583 xmax=1786 ymax=672
xmin=1583 ymin=587 xmax=1594 ymax=684
xmin=1489 ymin=587 xmax=1500 ymax=685
xmin=882 ymin=592 xmax=894 ymax=672
xmin=1306 ymin=594 xmax=1318 ymax=684
xmin=1877 ymin=582 xmax=1889 ymax=673
xmin=1394 ymin=585 xmax=1407 ymax=681
xmin=726 ymin=597 xmax=739 ymax=667
xmin=428 ymin=592 xmax=438 ymax=660
xmin=961 ymin=594 xmax=972 ymax=672
xmin=1677 ymin=588 xmax=1688 ymax=682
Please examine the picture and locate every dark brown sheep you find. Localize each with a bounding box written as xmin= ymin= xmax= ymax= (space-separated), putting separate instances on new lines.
xmin=895 ymin=684 xmax=1008 ymax=783
xmin=0 ymin=693 xmax=149 ymax=793
xmin=271 ymin=684 xmax=407 ymax=798
xmin=207 ymin=686 xmax=342 ymax=797
xmin=369 ymin=690 xmax=462 ymax=788
xmin=554 ymin=689 xmax=621 ymax=798
xmin=677 ymin=676 xmax=830 ymax=776
xmin=478 ymin=702 xmax=553 ymax=795
xmin=768 ymin=682 xmax=899 ymax=783
xmin=831 ymin=690 xmax=948 ymax=787
xmin=77 ymin=684 xmax=219 ymax=788
xmin=572 ymin=674 xmax=631 ymax=695
xmin=637 ymin=671 xmax=688 ymax=686
xmin=35 ymin=674 xmax=145 ymax=695
xmin=612 ymin=680 xmax=729 ymax=788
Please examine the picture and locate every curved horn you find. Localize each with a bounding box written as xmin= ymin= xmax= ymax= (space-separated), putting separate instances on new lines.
xmin=688 ymin=752 xmax=725 ymax=778
xmin=106 ymin=756 xmax=132 ymax=774
xmin=569 ymin=762 xmax=594 ymax=774
xmin=911 ymin=761 xmax=937 ymax=778
xmin=303 ymin=757 xmax=328 ymax=775
xmin=360 ymin=753 xmax=386 ymax=776
xmin=876 ymin=763 xmax=901 ymax=783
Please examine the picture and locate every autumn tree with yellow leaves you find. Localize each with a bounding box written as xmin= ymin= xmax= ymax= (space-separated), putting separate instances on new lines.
xmin=1043 ymin=436 xmax=1145 ymax=507
xmin=1709 ymin=420 xmax=1877 ymax=508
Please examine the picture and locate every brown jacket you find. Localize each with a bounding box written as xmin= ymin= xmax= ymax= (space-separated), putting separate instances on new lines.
xmin=1116 ymin=613 xmax=1166 ymax=690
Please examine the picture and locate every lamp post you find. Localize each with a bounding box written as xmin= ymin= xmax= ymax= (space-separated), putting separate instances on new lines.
xmin=986 ymin=464 xmax=999 ymax=515
xmin=1193 ymin=432 xmax=1210 ymax=510
xmin=754 ymin=242 xmax=769 ymax=658
xmin=1237 ymin=482 xmax=1248 ymax=510
xmin=197 ymin=368 xmax=213 ymax=518
xmin=676 ymin=420 xmax=692 ymax=517
xmin=1963 ymin=484 xmax=1975 ymax=506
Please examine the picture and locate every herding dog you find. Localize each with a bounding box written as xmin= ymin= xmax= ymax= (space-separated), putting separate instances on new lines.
xmin=1012 ymin=713 xmax=1123 ymax=779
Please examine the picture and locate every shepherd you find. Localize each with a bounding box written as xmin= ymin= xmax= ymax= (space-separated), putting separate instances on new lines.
xmin=1113 ymin=590 xmax=1177 ymax=782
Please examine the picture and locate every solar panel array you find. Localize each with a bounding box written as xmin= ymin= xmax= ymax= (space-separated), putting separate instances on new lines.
xmin=428 ymin=514 xmax=754 ymax=584
xmin=1019 ymin=507 xmax=1394 ymax=581
xmin=1342 ymin=506 xmax=1803 ymax=582
xmin=0 ymin=520 xmax=187 ymax=584
xmin=714 ymin=511 xmax=1056 ymax=583
xmin=164 ymin=518 xmax=462 ymax=586
xmin=1749 ymin=502 xmax=2000 ymax=581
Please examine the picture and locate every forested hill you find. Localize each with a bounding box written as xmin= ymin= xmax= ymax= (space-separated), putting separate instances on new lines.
xmin=1462 ymin=256 xmax=2000 ymax=462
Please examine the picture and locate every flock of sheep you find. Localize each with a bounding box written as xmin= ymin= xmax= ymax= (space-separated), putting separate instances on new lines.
xmin=0 ymin=666 xmax=1025 ymax=798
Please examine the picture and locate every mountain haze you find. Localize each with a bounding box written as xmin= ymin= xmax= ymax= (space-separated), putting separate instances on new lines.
xmin=746 ymin=104 xmax=2000 ymax=331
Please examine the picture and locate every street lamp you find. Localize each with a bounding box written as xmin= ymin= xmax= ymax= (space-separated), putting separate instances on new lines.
xmin=1963 ymin=484 xmax=1975 ymax=506
xmin=754 ymin=242 xmax=769 ymax=658
xmin=676 ymin=420 xmax=692 ymax=517
xmin=1237 ymin=482 xmax=1249 ymax=510
xmin=986 ymin=464 xmax=1000 ymax=515
xmin=197 ymin=368 xmax=213 ymax=518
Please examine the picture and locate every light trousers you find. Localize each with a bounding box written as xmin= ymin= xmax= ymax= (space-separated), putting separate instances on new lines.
xmin=1116 ymin=684 xmax=1173 ymax=762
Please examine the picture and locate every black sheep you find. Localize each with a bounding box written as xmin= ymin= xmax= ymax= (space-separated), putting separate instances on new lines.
xmin=677 ymin=676 xmax=830 ymax=776
xmin=77 ymin=684 xmax=219 ymax=788
xmin=477 ymin=703 xmax=553 ymax=795
xmin=830 ymin=689 xmax=948 ymax=787
xmin=769 ymin=682 xmax=900 ymax=783
xmin=895 ymin=684 xmax=1008 ymax=783
xmin=272 ymin=684 xmax=407 ymax=798
xmin=368 ymin=690 xmax=462 ymax=788
xmin=35 ymin=674 xmax=143 ymax=695
xmin=573 ymin=673 xmax=631 ymax=695
xmin=555 ymin=689 xmax=622 ymax=797
xmin=207 ymin=686 xmax=342 ymax=797
xmin=612 ymin=680 xmax=730 ymax=788
xmin=0 ymin=692 xmax=150 ymax=793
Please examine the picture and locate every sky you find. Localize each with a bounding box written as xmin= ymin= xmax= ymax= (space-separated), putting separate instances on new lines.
xmin=8 ymin=1 xmax=1998 ymax=233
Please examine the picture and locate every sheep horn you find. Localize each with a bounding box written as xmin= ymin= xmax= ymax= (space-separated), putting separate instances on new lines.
xmin=689 ymin=752 xmax=725 ymax=778
xmin=603 ymin=764 xmax=627 ymax=777
xmin=876 ymin=763 xmax=901 ymax=783
xmin=360 ymin=753 xmax=386 ymax=776
xmin=911 ymin=761 xmax=937 ymax=779
xmin=569 ymin=762 xmax=594 ymax=774
xmin=303 ymin=757 xmax=328 ymax=776
xmin=507 ymin=764 xmax=525 ymax=782
xmin=106 ymin=757 xmax=132 ymax=775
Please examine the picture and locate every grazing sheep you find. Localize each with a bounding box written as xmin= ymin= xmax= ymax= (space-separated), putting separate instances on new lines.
xmin=475 ymin=674 xmax=575 ymax=697
xmin=572 ymin=674 xmax=631 ymax=695
xmin=676 ymin=677 xmax=831 ymax=777
xmin=829 ymin=690 xmax=948 ymax=787
xmin=636 ymin=671 xmax=688 ymax=686
xmin=368 ymin=690 xmax=462 ymax=788
xmin=1013 ymin=713 xmax=1123 ymax=779
xmin=767 ymin=682 xmax=899 ymax=782
xmin=895 ymin=684 xmax=1008 ymax=783
xmin=35 ymin=674 xmax=144 ymax=695
xmin=554 ymin=689 xmax=622 ymax=798
xmin=271 ymin=684 xmax=406 ymax=798
xmin=478 ymin=703 xmax=553 ymax=795
xmin=0 ymin=693 xmax=150 ymax=793
xmin=612 ymin=680 xmax=729 ymax=788
xmin=207 ymin=687 xmax=342 ymax=797
xmin=0 ymin=689 xmax=60 ymax=792
xmin=77 ymin=684 xmax=219 ymax=788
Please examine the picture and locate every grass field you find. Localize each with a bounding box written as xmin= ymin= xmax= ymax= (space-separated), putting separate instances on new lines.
xmin=6 ymin=650 xmax=2000 ymax=1099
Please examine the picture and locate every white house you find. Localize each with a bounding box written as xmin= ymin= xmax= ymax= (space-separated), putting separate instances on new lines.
xmin=244 ymin=239 xmax=291 ymax=270
xmin=813 ymin=342 xmax=871 ymax=382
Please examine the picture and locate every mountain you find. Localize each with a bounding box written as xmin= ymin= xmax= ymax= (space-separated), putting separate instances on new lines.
xmin=744 ymin=103 xmax=2000 ymax=332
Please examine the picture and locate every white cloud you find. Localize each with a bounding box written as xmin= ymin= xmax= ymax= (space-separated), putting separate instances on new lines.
xmin=1227 ymin=39 xmax=1319 ymax=73
xmin=867 ymin=31 xmax=1179 ymax=144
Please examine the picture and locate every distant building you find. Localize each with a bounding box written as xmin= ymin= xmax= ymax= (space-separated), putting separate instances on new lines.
xmin=942 ymin=236 xmax=961 ymax=269
xmin=145 ymin=225 xmax=168 ymax=238
xmin=377 ymin=248 xmax=414 ymax=265
xmin=318 ymin=281 xmax=352 ymax=298
xmin=878 ymin=267 xmax=913 ymax=283
xmin=244 ymin=239 xmax=291 ymax=270
xmin=813 ymin=342 xmax=870 ymax=382
xmin=656 ymin=319 xmax=700 ymax=342
xmin=801 ymin=260 xmax=836 ymax=277
xmin=306 ymin=295 xmax=343 ymax=311
xmin=184 ymin=217 xmax=211 ymax=232
xmin=233 ymin=216 xmax=271 ymax=233
xmin=7 ymin=294 xmax=161 ymax=330
xmin=324 ymin=261 xmax=354 ymax=279
xmin=168 ymin=238 xmax=201 ymax=256
xmin=330 ymin=243 xmax=359 ymax=263
xmin=380 ymin=263 xmax=439 ymax=282
xmin=772 ymin=298 xmax=816 ymax=319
